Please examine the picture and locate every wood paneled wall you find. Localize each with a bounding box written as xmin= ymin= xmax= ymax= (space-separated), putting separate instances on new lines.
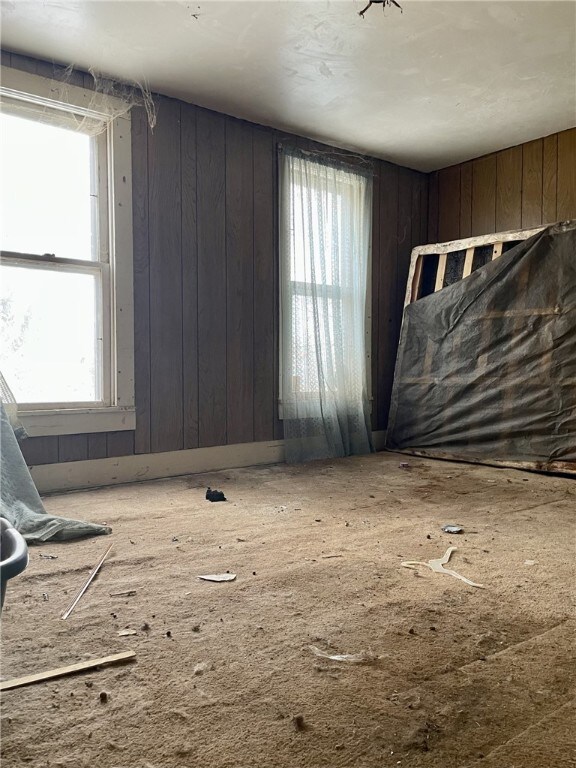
xmin=3 ymin=51 xmax=428 ymax=465
xmin=429 ymin=128 xmax=576 ymax=243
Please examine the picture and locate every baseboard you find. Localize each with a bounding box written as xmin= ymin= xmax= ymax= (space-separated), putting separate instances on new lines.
xmin=31 ymin=431 xmax=388 ymax=493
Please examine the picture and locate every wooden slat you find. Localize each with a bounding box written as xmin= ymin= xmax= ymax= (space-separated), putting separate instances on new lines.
xmin=471 ymin=155 xmax=497 ymax=236
xmin=434 ymin=253 xmax=448 ymax=291
xmin=252 ymin=128 xmax=275 ymax=442
xmin=410 ymin=256 xmax=424 ymax=301
xmin=58 ymin=435 xmax=88 ymax=463
xmin=521 ymin=139 xmax=543 ymax=227
xmin=377 ymin=162 xmax=399 ymax=430
xmin=131 ymin=106 xmax=151 ymax=455
xmin=148 ymin=97 xmax=183 ymax=453
xmin=197 ymin=110 xmax=227 ymax=448
xmin=181 ymin=103 xmax=199 ymax=449
xmin=557 ymin=128 xmax=576 ymax=220
xmin=106 ymin=431 xmax=135 ymax=457
xmin=226 ymin=119 xmax=255 ymax=445
xmin=438 ymin=166 xmax=460 ymax=242
xmin=459 ymin=162 xmax=473 ymax=238
xmin=20 ymin=437 xmax=59 ymax=466
xmin=492 ymin=242 xmax=503 ymax=260
xmin=542 ymin=134 xmax=558 ymax=224
xmin=462 ymin=247 xmax=475 ymax=278
xmin=87 ymin=433 xmax=107 ymax=460
xmin=496 ymin=146 xmax=522 ymax=231
xmin=0 ymin=652 xmax=135 ymax=691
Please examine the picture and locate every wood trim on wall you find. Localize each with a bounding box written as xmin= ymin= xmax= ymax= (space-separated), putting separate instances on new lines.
xmin=32 ymin=431 xmax=388 ymax=493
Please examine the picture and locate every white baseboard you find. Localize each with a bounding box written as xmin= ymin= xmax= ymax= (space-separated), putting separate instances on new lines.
xmin=31 ymin=431 xmax=387 ymax=493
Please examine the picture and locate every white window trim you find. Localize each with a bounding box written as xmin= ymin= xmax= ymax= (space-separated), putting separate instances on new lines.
xmin=0 ymin=66 xmax=135 ymax=436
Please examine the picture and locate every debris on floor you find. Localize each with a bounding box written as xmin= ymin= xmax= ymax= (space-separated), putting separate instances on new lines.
xmin=38 ymin=553 xmax=58 ymax=560
xmin=308 ymin=645 xmax=378 ymax=664
xmin=118 ymin=629 xmax=137 ymax=637
xmin=109 ymin=590 xmax=137 ymax=597
xmin=198 ymin=573 xmax=237 ymax=582
xmin=61 ymin=543 xmax=114 ymax=620
xmin=206 ymin=487 xmax=226 ymax=502
xmin=292 ymin=714 xmax=307 ymax=731
xmin=193 ymin=661 xmax=213 ymax=675
xmin=441 ymin=524 xmax=464 ymax=534
xmin=401 ymin=546 xmax=484 ymax=588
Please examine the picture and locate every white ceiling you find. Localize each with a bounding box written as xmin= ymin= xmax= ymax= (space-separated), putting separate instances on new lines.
xmin=1 ymin=0 xmax=575 ymax=171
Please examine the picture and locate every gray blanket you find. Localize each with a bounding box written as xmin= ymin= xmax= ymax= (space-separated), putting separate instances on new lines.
xmin=0 ymin=403 xmax=111 ymax=543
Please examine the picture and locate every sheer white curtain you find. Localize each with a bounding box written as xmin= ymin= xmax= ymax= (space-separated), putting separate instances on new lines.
xmin=279 ymin=147 xmax=373 ymax=463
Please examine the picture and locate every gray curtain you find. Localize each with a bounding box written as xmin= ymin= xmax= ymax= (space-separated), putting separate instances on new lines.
xmin=279 ymin=148 xmax=373 ymax=463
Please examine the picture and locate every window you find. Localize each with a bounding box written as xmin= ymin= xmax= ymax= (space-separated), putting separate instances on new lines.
xmin=0 ymin=66 xmax=134 ymax=436
xmin=279 ymin=148 xmax=372 ymax=414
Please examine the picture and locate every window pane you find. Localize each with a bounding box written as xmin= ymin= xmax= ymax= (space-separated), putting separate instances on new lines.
xmin=0 ymin=114 xmax=97 ymax=260
xmin=0 ymin=265 xmax=100 ymax=403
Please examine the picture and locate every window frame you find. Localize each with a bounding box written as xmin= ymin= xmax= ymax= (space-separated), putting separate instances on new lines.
xmin=0 ymin=65 xmax=135 ymax=436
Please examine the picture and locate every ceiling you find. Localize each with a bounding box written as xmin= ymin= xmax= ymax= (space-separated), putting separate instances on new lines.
xmin=1 ymin=0 xmax=575 ymax=171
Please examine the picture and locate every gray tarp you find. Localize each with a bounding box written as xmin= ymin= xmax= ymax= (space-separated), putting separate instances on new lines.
xmin=0 ymin=403 xmax=111 ymax=542
xmin=386 ymin=221 xmax=576 ymax=474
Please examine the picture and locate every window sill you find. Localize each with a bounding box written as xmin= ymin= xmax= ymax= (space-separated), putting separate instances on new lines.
xmin=19 ymin=407 xmax=136 ymax=437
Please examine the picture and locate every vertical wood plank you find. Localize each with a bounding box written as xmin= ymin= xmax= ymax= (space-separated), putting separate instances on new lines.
xmin=411 ymin=171 xmax=424 ymax=251
xmin=197 ymin=110 xmax=227 ymax=447
xmin=427 ymin=171 xmax=439 ymax=243
xmin=226 ymin=119 xmax=254 ymax=445
xmin=131 ymin=106 xmax=151 ymax=455
xmin=496 ymin=146 xmax=522 ymax=231
xmin=521 ymin=139 xmax=543 ymax=227
xmin=83 ymin=71 xmax=97 ymax=91
xmin=418 ymin=173 xmax=429 ymax=246
xmin=20 ymin=437 xmax=59 ymax=466
xmin=272 ymin=134 xmax=284 ymax=441
xmin=542 ymin=134 xmax=558 ymax=224
xmin=106 ymin=431 xmax=135 ymax=458
xmin=377 ymin=162 xmax=398 ymax=430
xmin=252 ymin=128 xmax=275 ymax=442
xmin=8 ymin=52 xmax=37 ymax=74
xmin=88 ymin=433 xmax=107 ymax=460
xmin=370 ymin=163 xmax=381 ymax=431
xmin=557 ymin=128 xmax=576 ymax=220
xmin=471 ymin=155 xmax=497 ymax=236
xmin=58 ymin=435 xmax=88 ymax=463
xmin=181 ymin=103 xmax=199 ymax=449
xmin=438 ymin=166 xmax=460 ymax=241
xmin=148 ymin=97 xmax=183 ymax=453
xmin=396 ymin=168 xmax=414 ymax=325
xmin=459 ymin=162 xmax=473 ymax=238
